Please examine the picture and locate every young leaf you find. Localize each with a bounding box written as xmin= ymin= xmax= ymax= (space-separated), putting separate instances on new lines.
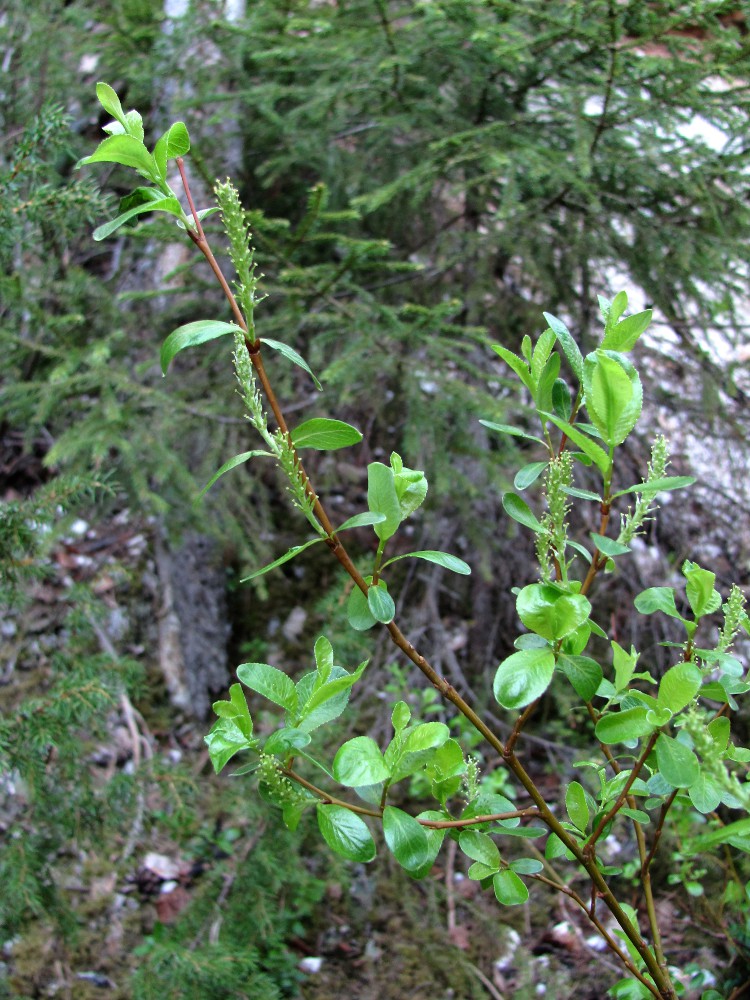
xmin=543 ymin=312 xmax=584 ymax=381
xmin=502 ymin=491 xmax=543 ymax=532
xmin=591 ymin=533 xmax=631 ymax=557
xmin=367 ymin=584 xmax=396 ymax=624
xmin=241 ymin=538 xmax=325 ymax=582
xmin=516 ymin=584 xmax=591 ymax=642
xmin=261 ymin=337 xmax=322 ymax=390
xmin=264 ymin=728 xmax=311 ymax=756
xmin=601 ymin=310 xmax=653 ymax=352
xmin=479 ymin=420 xmax=546 ymax=447
xmin=236 ymin=662 xmax=298 ymax=714
xmin=333 ymin=736 xmax=390 ymax=787
xmin=336 ymin=512 xmax=387 ymax=532
xmin=542 ymin=413 xmax=611 ymax=475
xmin=204 ymin=717 xmax=255 ymax=774
xmin=612 ymin=642 xmax=639 ymax=692
xmin=514 ymin=462 xmax=548 ymax=491
xmin=93 ymin=194 xmax=183 ymax=241
xmin=313 ymin=636 xmax=334 ymax=682
xmin=612 ymin=476 xmax=696 ymax=499
xmin=291 ymin=418 xmax=362 ymax=451
xmin=582 ymin=351 xmax=642 ymax=447
xmin=382 ymin=550 xmax=471 ymax=575
xmin=96 ymin=82 xmax=127 ymax=126
xmin=78 ymin=134 xmax=158 ymax=180
xmin=655 ymin=733 xmax=700 ymax=789
xmin=557 ymin=654 xmax=602 ymax=701
xmin=296 ymin=662 xmax=367 ymax=732
xmin=392 ymin=701 xmax=411 ymax=733
xmin=347 ymin=585 xmax=377 ymax=631
xmin=383 ymin=806 xmax=430 ymax=875
xmin=493 ymin=869 xmax=529 ymax=906
xmin=153 ymin=121 xmax=191 ymax=179
xmin=493 ymin=648 xmax=556 ymax=711
xmin=565 ymin=781 xmax=589 ymax=832
xmin=657 ymin=663 xmax=701 ymax=714
xmin=491 ymin=345 xmax=533 ymax=391
xmin=688 ymin=773 xmax=723 ymax=814
xmin=391 ymin=454 xmax=428 ymax=519
xmin=367 ymin=462 xmax=402 ymax=542
xmin=196 ymin=450 xmax=272 ymax=500
xmin=160 ymin=320 xmax=239 ymax=374
xmin=683 ymin=560 xmax=722 ymax=619
xmin=634 ymin=587 xmax=684 ymax=621
xmin=317 ymin=805 xmax=376 ymax=863
xmin=595 ymin=707 xmax=653 ymax=745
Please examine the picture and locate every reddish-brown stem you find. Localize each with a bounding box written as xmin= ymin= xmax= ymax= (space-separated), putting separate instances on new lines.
xmin=641 ymin=790 xmax=678 ymax=879
xmin=581 ymin=501 xmax=611 ymax=597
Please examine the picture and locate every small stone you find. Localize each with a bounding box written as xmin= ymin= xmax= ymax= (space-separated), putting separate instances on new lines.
xmin=299 ymin=957 xmax=323 ymax=974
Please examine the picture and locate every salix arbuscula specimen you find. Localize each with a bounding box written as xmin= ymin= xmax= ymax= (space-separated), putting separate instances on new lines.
xmin=82 ymin=85 xmax=750 ymax=1000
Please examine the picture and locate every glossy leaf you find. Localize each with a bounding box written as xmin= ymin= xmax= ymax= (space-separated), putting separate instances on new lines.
xmin=412 ymin=811 xmax=447 ymax=879
xmin=509 ymin=858 xmax=544 ymax=875
xmin=96 ymin=82 xmax=127 ymax=125
xmin=79 ymin=134 xmax=156 ymax=178
xmin=204 ymin=717 xmax=255 ymax=774
xmin=493 ymin=647 xmax=555 ymax=711
xmin=493 ymin=869 xmax=529 ymax=906
xmin=153 ymin=121 xmax=190 ymax=178
xmin=583 ymin=351 xmax=642 ymax=446
xmin=241 ymin=538 xmax=324 ymax=582
xmin=367 ymin=583 xmax=395 ymax=624
xmin=502 ymin=491 xmax=543 ymax=532
xmin=261 ymin=337 xmax=322 ymax=389
xmin=683 ymin=560 xmax=722 ymax=619
xmin=93 ymin=194 xmax=183 ymax=241
xmin=688 ymin=773 xmax=723 ymax=814
xmin=459 ymin=830 xmax=500 ymax=870
xmin=612 ymin=476 xmax=696 ymax=498
xmin=634 ymin=587 xmax=684 ymax=621
xmin=655 ymin=733 xmax=699 ymax=789
xmin=160 ymin=320 xmax=239 ymax=374
xmin=612 ymin=642 xmax=639 ymax=692
xmin=291 ymin=417 xmax=362 ymax=451
xmin=197 ymin=450 xmax=272 ymax=500
xmin=543 ymin=312 xmax=584 ymax=380
xmin=657 ymin=663 xmax=701 ymax=714
xmin=317 ymin=805 xmax=376 ymax=863
xmin=236 ymin=662 xmax=298 ymax=713
xmin=479 ymin=420 xmax=546 ymax=446
xmin=264 ymin=727 xmax=311 ymax=756
xmin=334 ymin=737 xmax=390 ymax=787
xmin=367 ymin=462 xmax=402 ymax=542
xmin=591 ymin=533 xmax=631 ymax=557
xmin=514 ymin=461 xmax=548 ymax=491
xmin=595 ymin=707 xmax=653 ymax=745
xmin=491 ymin=346 xmax=533 ymax=391
xmin=558 ymin=654 xmax=602 ymax=701
xmin=383 ymin=806 xmax=429 ymax=874
xmin=601 ymin=309 xmax=652 ymax=352
xmin=543 ymin=413 xmax=610 ymax=474
xmin=347 ymin=585 xmax=377 ymax=631
xmin=517 ymin=584 xmax=591 ymax=642
xmin=565 ymin=781 xmax=589 ymax=831
xmin=336 ymin=511 xmax=387 ymax=532
xmin=382 ymin=549 xmax=471 ymax=575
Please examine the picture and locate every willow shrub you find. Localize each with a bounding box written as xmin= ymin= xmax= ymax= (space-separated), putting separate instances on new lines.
xmin=81 ymin=84 xmax=750 ymax=1000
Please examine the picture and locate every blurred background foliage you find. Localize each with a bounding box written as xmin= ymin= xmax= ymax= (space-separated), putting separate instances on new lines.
xmin=3 ymin=1 xmax=750 ymax=996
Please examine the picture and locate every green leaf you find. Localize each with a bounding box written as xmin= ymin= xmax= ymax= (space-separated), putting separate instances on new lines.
xmin=655 ymin=733 xmax=699 ymax=789
xmin=493 ymin=869 xmax=529 ymax=906
xmin=558 ymin=654 xmax=602 ymax=701
xmin=688 ymin=773 xmax=723 ymax=814
xmin=392 ymin=701 xmax=411 ymax=732
xmin=383 ymin=806 xmax=430 ymax=874
xmin=595 ymin=707 xmax=653 ymax=745
xmin=261 ymin=338 xmax=322 ymax=390
xmin=534 ymin=352 xmax=561 ymax=412
xmin=683 ymin=560 xmax=722 ymax=619
xmin=517 ymin=584 xmax=591 ymax=642
xmin=459 ymin=831 xmax=500 ymax=871
xmin=412 ymin=811 xmax=448 ymax=879
xmin=657 ymin=663 xmax=702 ymax=714
xmin=552 ymin=379 xmax=572 ymax=421
xmin=612 ymin=476 xmax=696 ymax=498
xmin=313 ymin=636 xmax=334 ymax=682
xmin=509 ymin=858 xmax=544 ymax=875
xmin=543 ymin=312 xmax=584 ymax=380
xmin=78 ymin=134 xmax=158 ymax=179
xmin=382 ymin=550 xmax=471 ymax=575
xmin=367 ymin=462 xmax=402 ymax=542
xmin=390 ymin=453 xmax=428 ymax=520
xmin=96 ymin=82 xmax=127 ymax=126
xmin=612 ymin=642 xmax=639 ymax=692
xmin=502 ymin=491 xmax=543 ymax=532
xmin=347 ymin=585 xmax=377 ymax=631
xmin=236 ymin=662 xmax=298 ymax=714
xmin=367 ymin=582 xmax=395 ymax=624
xmin=591 ymin=533 xmax=631 ymax=557
xmin=336 ymin=512 xmax=387 ymax=531
xmin=388 ymin=722 xmax=451 ymax=783
xmin=493 ymin=647 xmax=556 ymax=711
xmin=212 ymin=683 xmax=253 ymax=740
xmin=514 ymin=462 xmax=548 ymax=491
xmin=634 ymin=587 xmax=684 ymax=621
xmin=160 ymin=320 xmax=239 ymax=374
xmin=583 ymin=351 xmax=642 ymax=446
xmin=153 ymin=121 xmax=190 ymax=178
xmin=296 ymin=661 xmax=367 ymax=732
xmin=291 ymin=417 xmax=362 ymax=451
xmin=565 ymin=781 xmax=589 ymax=832
xmin=601 ymin=310 xmax=652 ymax=352
xmin=543 ymin=414 xmax=611 ymax=475
xmin=491 ymin=345 xmax=533 ymax=391
xmin=264 ymin=727 xmax=311 ymax=756
xmin=564 ymin=486 xmax=602 ymax=502
xmin=93 ymin=194 xmax=183 ymax=241
xmin=241 ymin=538 xmax=324 ymax=582
xmin=317 ymin=805 xmax=376 ymax=863
xmin=204 ymin=717 xmax=255 ymax=774
xmin=479 ymin=420 xmax=546 ymax=447
xmin=196 ymin=450 xmax=272 ymax=500
xmin=334 ymin=737 xmax=390 ymax=787
xmin=708 ymin=716 xmax=730 ymax=750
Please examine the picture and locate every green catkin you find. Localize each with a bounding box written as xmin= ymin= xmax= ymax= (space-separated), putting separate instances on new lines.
xmin=618 ymin=434 xmax=670 ymax=545
xmin=537 ymin=452 xmax=573 ymax=583
xmin=718 ymin=585 xmax=747 ymax=653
